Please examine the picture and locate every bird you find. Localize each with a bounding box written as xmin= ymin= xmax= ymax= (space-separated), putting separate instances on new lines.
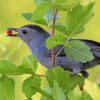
xmin=8 ymin=24 xmax=100 ymax=78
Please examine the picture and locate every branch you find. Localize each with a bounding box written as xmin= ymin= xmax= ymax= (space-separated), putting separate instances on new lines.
xmin=51 ymin=9 xmax=58 ymax=68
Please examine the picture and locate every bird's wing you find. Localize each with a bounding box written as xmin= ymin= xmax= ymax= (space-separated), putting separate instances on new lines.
xmin=40 ymin=39 xmax=100 ymax=58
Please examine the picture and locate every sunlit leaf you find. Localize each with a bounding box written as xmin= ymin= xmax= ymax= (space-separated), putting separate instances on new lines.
xmin=68 ymin=86 xmax=82 ymax=100
xmin=22 ymin=13 xmax=48 ymax=25
xmin=34 ymin=0 xmax=59 ymax=22
xmin=68 ymin=86 xmax=93 ymax=100
xmin=66 ymin=2 xmax=95 ymax=37
xmin=31 ymin=1 xmax=51 ymax=22
xmin=0 ymin=60 xmax=21 ymax=74
xmin=80 ymin=92 xmax=93 ymax=100
xmin=40 ymin=86 xmax=53 ymax=100
xmin=46 ymin=67 xmax=84 ymax=93
xmin=34 ymin=18 xmax=48 ymax=25
xmin=19 ymin=55 xmax=37 ymax=73
xmin=0 ymin=55 xmax=37 ymax=74
xmin=84 ymin=80 xmax=100 ymax=100
xmin=54 ymin=0 xmax=81 ymax=11
xmin=22 ymin=75 xmax=41 ymax=98
xmin=52 ymin=80 xmax=65 ymax=100
xmin=0 ymin=75 xmax=15 ymax=100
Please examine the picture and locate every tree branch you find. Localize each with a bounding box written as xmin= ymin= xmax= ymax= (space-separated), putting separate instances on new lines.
xmin=51 ymin=9 xmax=58 ymax=68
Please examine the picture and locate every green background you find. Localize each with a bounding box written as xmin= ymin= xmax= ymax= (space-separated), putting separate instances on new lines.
xmin=0 ymin=0 xmax=100 ymax=100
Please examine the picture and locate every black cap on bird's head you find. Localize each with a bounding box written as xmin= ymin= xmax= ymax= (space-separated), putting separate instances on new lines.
xmin=21 ymin=25 xmax=45 ymax=32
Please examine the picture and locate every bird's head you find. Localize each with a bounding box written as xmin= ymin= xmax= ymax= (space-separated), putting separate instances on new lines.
xmin=8 ymin=25 xmax=50 ymax=43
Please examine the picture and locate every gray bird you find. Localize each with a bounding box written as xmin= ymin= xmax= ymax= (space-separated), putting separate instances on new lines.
xmin=8 ymin=24 xmax=100 ymax=77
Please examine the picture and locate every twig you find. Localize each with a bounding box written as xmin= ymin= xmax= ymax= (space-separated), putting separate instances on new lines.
xmin=51 ymin=9 xmax=58 ymax=68
xmin=55 ymin=46 xmax=65 ymax=58
xmin=34 ymin=73 xmax=46 ymax=78
xmin=8 ymin=73 xmax=46 ymax=78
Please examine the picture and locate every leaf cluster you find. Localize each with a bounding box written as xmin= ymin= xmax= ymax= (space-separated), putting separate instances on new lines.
xmin=0 ymin=56 xmax=93 ymax=100
xmin=23 ymin=0 xmax=95 ymax=63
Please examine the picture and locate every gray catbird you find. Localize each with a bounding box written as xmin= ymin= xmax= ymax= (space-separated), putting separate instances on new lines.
xmin=8 ymin=24 xmax=100 ymax=77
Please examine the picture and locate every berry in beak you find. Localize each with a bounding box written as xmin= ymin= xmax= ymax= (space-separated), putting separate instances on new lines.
xmin=6 ymin=28 xmax=18 ymax=37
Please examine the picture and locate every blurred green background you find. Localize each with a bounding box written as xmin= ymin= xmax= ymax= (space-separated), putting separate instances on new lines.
xmin=0 ymin=0 xmax=100 ymax=100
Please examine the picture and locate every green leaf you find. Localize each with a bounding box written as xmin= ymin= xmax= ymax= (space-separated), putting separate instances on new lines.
xmin=54 ymin=0 xmax=81 ymax=11
xmin=46 ymin=33 xmax=67 ymax=49
xmin=68 ymin=75 xmax=84 ymax=90
xmin=34 ymin=18 xmax=48 ymax=26
xmin=0 ymin=60 xmax=21 ymax=74
xmin=41 ymin=86 xmax=53 ymax=100
xmin=19 ymin=55 xmax=37 ymax=73
xmin=52 ymin=80 xmax=65 ymax=100
xmin=66 ymin=2 xmax=95 ymax=37
xmin=22 ymin=75 xmax=41 ymax=98
xmin=68 ymin=86 xmax=93 ymax=100
xmin=68 ymin=86 xmax=82 ymax=100
xmin=22 ymin=13 xmax=32 ymax=21
xmin=22 ymin=13 xmax=48 ymax=25
xmin=53 ymin=23 xmax=68 ymax=34
xmin=0 ymin=75 xmax=15 ymax=100
xmin=80 ymin=92 xmax=93 ymax=100
xmin=34 ymin=0 xmax=59 ymax=22
xmin=31 ymin=1 xmax=51 ymax=22
xmin=0 ymin=55 xmax=37 ymax=74
xmin=41 ymin=96 xmax=52 ymax=100
xmin=65 ymin=40 xmax=94 ymax=63
xmin=22 ymin=1 xmax=59 ymax=25
xmin=46 ymin=67 xmax=84 ymax=94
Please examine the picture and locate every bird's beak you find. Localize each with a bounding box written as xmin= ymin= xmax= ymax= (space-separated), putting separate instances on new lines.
xmin=7 ymin=28 xmax=19 ymax=37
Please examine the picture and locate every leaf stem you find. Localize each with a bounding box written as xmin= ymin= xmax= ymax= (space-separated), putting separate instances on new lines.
xmin=8 ymin=73 xmax=46 ymax=77
xmin=55 ymin=46 xmax=65 ymax=58
xmin=51 ymin=9 xmax=58 ymax=68
xmin=55 ymin=43 xmax=67 ymax=58
xmin=34 ymin=73 xmax=46 ymax=78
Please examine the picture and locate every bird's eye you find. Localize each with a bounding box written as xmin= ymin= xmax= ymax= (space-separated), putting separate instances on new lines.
xmin=22 ymin=30 xmax=27 ymax=34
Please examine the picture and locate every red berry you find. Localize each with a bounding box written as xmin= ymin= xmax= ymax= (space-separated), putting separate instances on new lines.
xmin=6 ymin=29 xmax=12 ymax=35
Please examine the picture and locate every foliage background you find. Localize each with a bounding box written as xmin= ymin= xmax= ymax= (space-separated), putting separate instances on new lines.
xmin=0 ymin=0 xmax=100 ymax=100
